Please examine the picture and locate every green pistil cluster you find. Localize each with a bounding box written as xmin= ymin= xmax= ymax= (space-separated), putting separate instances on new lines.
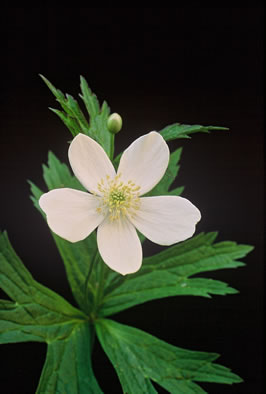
xmin=96 ymin=174 xmax=141 ymax=221
xmin=110 ymin=190 xmax=126 ymax=204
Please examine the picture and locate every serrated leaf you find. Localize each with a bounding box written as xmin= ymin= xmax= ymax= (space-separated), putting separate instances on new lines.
xmin=0 ymin=231 xmax=102 ymax=393
xmin=88 ymin=99 xmax=113 ymax=158
xmin=113 ymin=122 xmax=227 ymax=169
xmin=41 ymin=75 xmax=114 ymax=157
xmin=160 ymin=123 xmax=229 ymax=141
xmin=40 ymin=75 xmax=87 ymax=137
xmin=79 ymin=75 xmax=100 ymax=119
xmin=39 ymin=74 xmax=66 ymax=104
xmin=100 ymin=233 xmax=253 ymax=316
xmin=36 ymin=322 xmax=103 ymax=394
xmin=0 ymin=298 xmax=81 ymax=344
xmin=65 ymin=93 xmax=89 ymax=129
xmin=96 ymin=319 xmax=242 ymax=394
xmin=79 ymin=79 xmax=114 ymax=155
xmin=0 ymin=232 xmax=85 ymax=344
xmin=49 ymin=108 xmax=81 ymax=137
xmin=42 ymin=151 xmax=86 ymax=192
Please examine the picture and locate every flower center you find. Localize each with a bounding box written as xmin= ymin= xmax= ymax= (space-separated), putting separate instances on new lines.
xmin=109 ymin=190 xmax=126 ymax=204
xmin=96 ymin=174 xmax=141 ymax=221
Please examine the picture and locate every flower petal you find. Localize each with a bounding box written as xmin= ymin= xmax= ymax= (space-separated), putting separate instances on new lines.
xmin=117 ymin=131 xmax=169 ymax=196
xmin=97 ymin=217 xmax=142 ymax=275
xmin=130 ymin=196 xmax=201 ymax=245
xmin=68 ymin=133 xmax=116 ymax=194
xmin=39 ymin=188 xmax=104 ymax=242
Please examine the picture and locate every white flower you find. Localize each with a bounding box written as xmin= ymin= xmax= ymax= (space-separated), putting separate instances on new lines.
xmin=39 ymin=132 xmax=201 ymax=275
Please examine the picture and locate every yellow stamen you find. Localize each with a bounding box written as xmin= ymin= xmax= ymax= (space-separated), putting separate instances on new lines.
xmin=95 ymin=173 xmax=141 ymax=221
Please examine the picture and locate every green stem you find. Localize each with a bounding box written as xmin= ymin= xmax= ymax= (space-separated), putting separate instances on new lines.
xmin=84 ymin=246 xmax=99 ymax=312
xmin=93 ymin=255 xmax=107 ymax=315
xmin=109 ymin=132 xmax=115 ymax=160
xmin=85 ymin=256 xmax=96 ymax=289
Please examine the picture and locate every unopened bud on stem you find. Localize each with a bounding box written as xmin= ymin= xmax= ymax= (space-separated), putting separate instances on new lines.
xmin=107 ymin=113 xmax=123 ymax=134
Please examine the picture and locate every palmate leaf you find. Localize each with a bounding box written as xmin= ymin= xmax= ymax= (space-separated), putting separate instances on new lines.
xmin=96 ymin=319 xmax=242 ymax=394
xmin=2 ymin=75 xmax=247 ymax=392
xmin=0 ymin=231 xmax=102 ymax=393
xmin=29 ymin=152 xmax=101 ymax=314
xmin=41 ymin=75 xmax=113 ymax=158
xmin=100 ymin=232 xmax=253 ymax=316
xmin=0 ymin=230 xmax=244 ymax=393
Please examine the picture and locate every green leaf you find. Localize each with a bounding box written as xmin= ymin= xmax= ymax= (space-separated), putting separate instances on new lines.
xmin=0 ymin=231 xmax=85 ymax=344
xmin=113 ymin=122 xmax=227 ymax=169
xmin=87 ymin=99 xmax=114 ymax=159
xmin=29 ymin=152 xmax=99 ymax=313
xmin=40 ymin=75 xmax=90 ymax=137
xmin=41 ymin=75 xmax=114 ymax=158
xmin=42 ymin=151 xmax=86 ymax=192
xmin=79 ymin=75 xmax=100 ymax=119
xmin=160 ymin=123 xmax=229 ymax=141
xmin=49 ymin=108 xmax=82 ymax=137
xmin=0 ymin=298 xmax=80 ymax=344
xmin=96 ymin=319 xmax=242 ymax=394
xmin=36 ymin=322 xmax=103 ymax=394
xmin=79 ymin=76 xmax=114 ymax=157
xmin=100 ymin=232 xmax=253 ymax=316
xmin=0 ymin=231 xmax=102 ymax=393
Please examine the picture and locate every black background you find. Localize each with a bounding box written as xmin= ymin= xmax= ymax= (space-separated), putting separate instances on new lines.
xmin=1 ymin=7 xmax=263 ymax=394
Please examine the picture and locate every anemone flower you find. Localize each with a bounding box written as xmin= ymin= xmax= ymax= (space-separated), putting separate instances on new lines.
xmin=39 ymin=132 xmax=201 ymax=275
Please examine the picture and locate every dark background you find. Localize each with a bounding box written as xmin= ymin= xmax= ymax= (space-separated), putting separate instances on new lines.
xmin=1 ymin=7 xmax=263 ymax=394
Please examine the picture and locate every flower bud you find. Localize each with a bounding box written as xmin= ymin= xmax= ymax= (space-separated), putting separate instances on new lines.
xmin=107 ymin=113 xmax=123 ymax=134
